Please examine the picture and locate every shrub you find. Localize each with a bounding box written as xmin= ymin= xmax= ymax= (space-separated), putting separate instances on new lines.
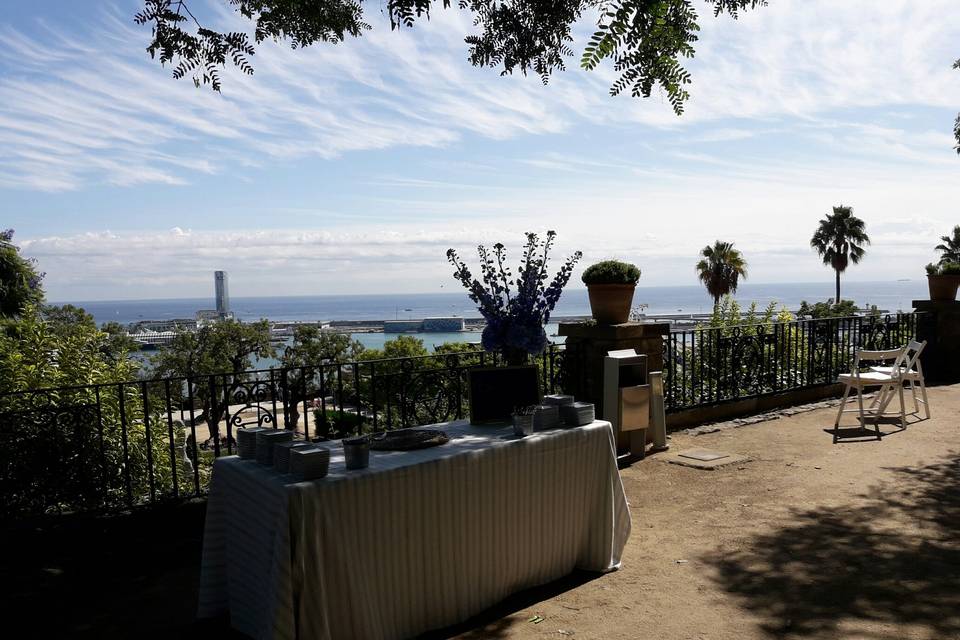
xmin=312 ymin=408 xmax=363 ymax=440
xmin=797 ymin=299 xmax=859 ymax=319
xmin=581 ymin=260 xmax=641 ymax=285
xmin=940 ymin=262 xmax=960 ymax=275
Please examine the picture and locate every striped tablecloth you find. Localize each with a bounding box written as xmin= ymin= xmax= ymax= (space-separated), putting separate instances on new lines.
xmin=198 ymin=419 xmax=631 ymax=640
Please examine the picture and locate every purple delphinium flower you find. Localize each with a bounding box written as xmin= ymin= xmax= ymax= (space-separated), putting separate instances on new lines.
xmin=448 ymin=231 xmax=582 ymax=359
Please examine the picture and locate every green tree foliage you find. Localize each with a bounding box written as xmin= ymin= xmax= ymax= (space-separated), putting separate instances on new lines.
xmin=696 ymin=240 xmax=748 ymax=306
xmin=434 ymin=341 xmax=483 ymax=355
xmin=135 ymin=0 xmax=765 ymax=115
xmin=935 ymin=225 xmax=960 ymax=265
xmin=370 ymin=334 xmax=430 ymax=360
xmin=668 ymin=295 xmax=903 ymax=410
xmin=152 ymin=318 xmax=275 ymax=378
xmin=282 ymin=325 xmax=364 ymax=368
xmin=797 ymin=299 xmax=859 ymax=319
xmin=0 ymin=230 xmax=185 ymax=516
xmin=705 ymin=296 xmax=787 ymax=332
xmin=40 ymin=305 xmax=142 ymax=371
xmin=339 ymin=336 xmax=496 ymax=435
xmin=668 ymin=296 xmax=801 ymax=402
xmin=0 ymin=229 xmax=43 ymax=321
xmin=134 ymin=3 xmax=960 ymax=153
xmin=810 ymin=205 xmax=870 ymax=305
xmin=150 ymin=319 xmax=274 ymax=440
xmin=100 ymin=321 xmax=141 ymax=362
xmin=281 ymin=326 xmax=364 ymax=432
xmin=308 ymin=335 xmax=434 ymax=438
xmin=0 ymin=304 xmax=187 ymax=515
xmin=674 ymin=296 xmax=810 ymax=403
xmin=0 ymin=305 xmax=137 ymax=395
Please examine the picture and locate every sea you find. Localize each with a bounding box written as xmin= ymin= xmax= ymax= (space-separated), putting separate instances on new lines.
xmin=59 ymin=280 xmax=927 ymax=357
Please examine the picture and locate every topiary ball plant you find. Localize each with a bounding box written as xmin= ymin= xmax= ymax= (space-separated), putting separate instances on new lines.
xmin=581 ymin=260 xmax=641 ymax=285
xmin=926 ymin=261 xmax=960 ymax=301
xmin=581 ymin=260 xmax=641 ymax=324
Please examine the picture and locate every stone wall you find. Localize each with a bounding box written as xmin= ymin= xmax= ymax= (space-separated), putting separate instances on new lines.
xmin=558 ymin=321 xmax=670 ymax=451
xmin=914 ymin=300 xmax=960 ymax=384
xmin=665 ymin=383 xmax=845 ymax=430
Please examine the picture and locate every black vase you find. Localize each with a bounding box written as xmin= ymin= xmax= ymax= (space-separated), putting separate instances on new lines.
xmin=501 ymin=347 xmax=529 ymax=367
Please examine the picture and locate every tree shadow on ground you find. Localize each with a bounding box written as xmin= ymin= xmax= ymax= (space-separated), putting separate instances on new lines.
xmin=705 ymin=452 xmax=960 ymax=639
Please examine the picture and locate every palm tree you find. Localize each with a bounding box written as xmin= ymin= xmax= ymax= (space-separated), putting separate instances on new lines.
xmin=810 ymin=205 xmax=870 ymax=304
xmin=696 ymin=241 xmax=748 ymax=307
xmin=935 ymin=225 xmax=960 ymax=265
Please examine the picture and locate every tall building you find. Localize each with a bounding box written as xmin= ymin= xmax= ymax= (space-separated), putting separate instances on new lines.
xmin=214 ymin=270 xmax=230 ymax=317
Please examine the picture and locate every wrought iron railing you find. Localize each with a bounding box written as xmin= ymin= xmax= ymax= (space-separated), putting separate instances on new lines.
xmin=663 ymin=313 xmax=920 ymax=412
xmin=0 ymin=346 xmax=565 ymax=518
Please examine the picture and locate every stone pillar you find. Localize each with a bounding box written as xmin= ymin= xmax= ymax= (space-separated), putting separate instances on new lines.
xmin=558 ymin=321 xmax=670 ymax=452
xmin=913 ymin=300 xmax=960 ymax=384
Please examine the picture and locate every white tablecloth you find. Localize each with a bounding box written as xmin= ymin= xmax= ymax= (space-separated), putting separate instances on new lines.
xmin=198 ymin=420 xmax=631 ymax=640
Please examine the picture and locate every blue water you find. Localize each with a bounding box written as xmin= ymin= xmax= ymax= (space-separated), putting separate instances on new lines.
xmin=63 ymin=281 xmax=927 ymax=328
xmin=84 ymin=280 xmax=926 ymax=366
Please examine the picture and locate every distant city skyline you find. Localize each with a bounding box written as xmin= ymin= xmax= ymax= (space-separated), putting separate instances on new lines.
xmin=2 ymin=1 xmax=959 ymax=300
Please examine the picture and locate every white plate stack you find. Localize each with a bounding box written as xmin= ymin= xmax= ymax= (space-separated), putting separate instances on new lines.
xmin=273 ymin=441 xmax=316 ymax=473
xmin=543 ymin=394 xmax=575 ymax=407
xmin=256 ymin=429 xmax=293 ymax=465
xmin=560 ymin=401 xmax=595 ymax=427
xmin=533 ymin=404 xmax=561 ymax=431
xmin=289 ymin=446 xmax=331 ymax=481
xmin=237 ymin=427 xmax=268 ymax=459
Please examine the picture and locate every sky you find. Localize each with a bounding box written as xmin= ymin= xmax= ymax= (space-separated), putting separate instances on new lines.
xmin=1 ymin=0 xmax=958 ymax=301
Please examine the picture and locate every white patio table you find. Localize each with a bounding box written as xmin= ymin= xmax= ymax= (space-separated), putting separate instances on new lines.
xmin=197 ymin=419 xmax=631 ymax=640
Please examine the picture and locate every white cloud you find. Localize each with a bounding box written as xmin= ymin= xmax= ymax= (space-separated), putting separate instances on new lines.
xmin=0 ymin=6 xmax=582 ymax=191
xmin=1 ymin=1 xmax=958 ymax=191
xmin=3 ymin=1 xmax=960 ymax=300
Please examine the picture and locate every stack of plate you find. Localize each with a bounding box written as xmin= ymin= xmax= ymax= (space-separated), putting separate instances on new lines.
xmin=237 ymin=427 xmax=268 ymax=459
xmin=273 ymin=441 xmax=316 ymax=473
xmin=289 ymin=446 xmax=331 ymax=481
xmin=560 ymin=401 xmax=595 ymax=427
xmin=543 ymin=394 xmax=575 ymax=407
xmin=533 ymin=404 xmax=561 ymax=431
xmin=256 ymin=429 xmax=293 ymax=465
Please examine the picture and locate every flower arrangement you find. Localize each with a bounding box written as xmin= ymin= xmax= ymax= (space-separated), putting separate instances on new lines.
xmin=447 ymin=231 xmax=582 ymax=365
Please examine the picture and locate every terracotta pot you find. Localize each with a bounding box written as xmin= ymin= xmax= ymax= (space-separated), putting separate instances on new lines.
xmin=586 ymin=283 xmax=636 ymax=325
xmin=927 ymin=274 xmax=959 ymax=301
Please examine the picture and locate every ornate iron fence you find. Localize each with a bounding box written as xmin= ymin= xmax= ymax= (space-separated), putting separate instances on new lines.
xmin=663 ymin=313 xmax=920 ymax=412
xmin=0 ymin=346 xmax=565 ymax=518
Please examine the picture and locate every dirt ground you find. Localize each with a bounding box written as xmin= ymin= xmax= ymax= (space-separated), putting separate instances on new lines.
xmin=452 ymin=384 xmax=960 ymax=640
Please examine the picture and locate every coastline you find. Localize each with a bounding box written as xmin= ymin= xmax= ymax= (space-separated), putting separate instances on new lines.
xmin=62 ymin=280 xmax=927 ymax=329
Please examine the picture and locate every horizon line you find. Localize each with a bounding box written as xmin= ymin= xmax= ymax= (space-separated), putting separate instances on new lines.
xmin=48 ymin=278 xmax=922 ymax=305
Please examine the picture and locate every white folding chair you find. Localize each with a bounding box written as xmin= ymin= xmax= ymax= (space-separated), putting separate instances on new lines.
xmin=834 ymin=347 xmax=908 ymax=442
xmin=870 ymin=340 xmax=929 ymax=420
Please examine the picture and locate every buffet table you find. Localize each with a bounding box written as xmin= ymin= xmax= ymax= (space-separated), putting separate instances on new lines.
xmin=197 ymin=419 xmax=631 ymax=640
